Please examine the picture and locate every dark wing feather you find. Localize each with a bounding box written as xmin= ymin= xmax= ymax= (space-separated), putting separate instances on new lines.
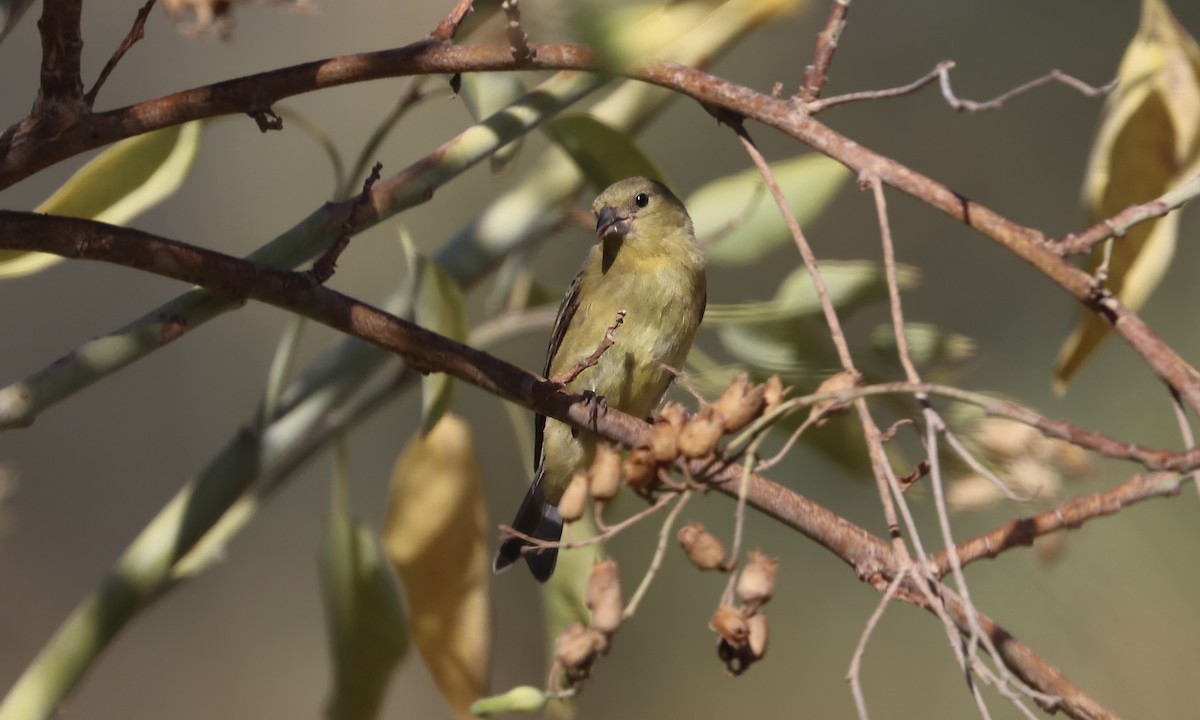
xmin=533 ymin=266 xmax=587 ymax=466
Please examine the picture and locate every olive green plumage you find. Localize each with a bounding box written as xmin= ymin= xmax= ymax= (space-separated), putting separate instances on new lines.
xmin=493 ymin=177 xmax=707 ymax=581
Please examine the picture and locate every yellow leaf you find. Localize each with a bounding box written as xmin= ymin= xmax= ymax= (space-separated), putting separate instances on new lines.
xmin=1054 ymin=0 xmax=1200 ymax=391
xmin=0 ymin=121 xmax=203 ymax=278
xmin=383 ymin=414 xmax=489 ymax=719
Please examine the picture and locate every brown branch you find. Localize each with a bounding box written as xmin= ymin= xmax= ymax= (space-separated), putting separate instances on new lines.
xmin=84 ymin=0 xmax=155 ymax=108
xmin=797 ymin=0 xmax=850 ymax=102
xmin=29 ymin=0 xmax=85 ymax=126
xmin=940 ymin=67 xmax=1116 ymax=113
xmin=931 ymin=472 xmax=1185 ymax=577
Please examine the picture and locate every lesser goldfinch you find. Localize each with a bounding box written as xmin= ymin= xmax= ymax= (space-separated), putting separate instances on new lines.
xmin=493 ymin=176 xmax=707 ymax=581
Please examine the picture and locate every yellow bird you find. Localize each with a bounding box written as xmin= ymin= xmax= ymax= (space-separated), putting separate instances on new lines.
xmin=493 ymin=177 xmax=707 ymax=581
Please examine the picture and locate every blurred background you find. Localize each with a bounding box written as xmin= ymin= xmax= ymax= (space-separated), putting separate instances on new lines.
xmin=1 ymin=0 xmax=1198 ymax=718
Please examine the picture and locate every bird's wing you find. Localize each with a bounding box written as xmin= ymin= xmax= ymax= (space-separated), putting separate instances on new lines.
xmin=533 ymin=266 xmax=586 ymax=466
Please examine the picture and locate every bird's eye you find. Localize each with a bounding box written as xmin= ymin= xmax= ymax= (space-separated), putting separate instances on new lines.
xmin=634 ymin=192 xmax=650 ymax=208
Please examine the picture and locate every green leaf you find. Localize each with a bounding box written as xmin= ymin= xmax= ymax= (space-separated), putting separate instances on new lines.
xmin=705 ymin=261 xmax=919 ymax=325
xmin=690 ymin=154 xmax=849 ymax=265
xmin=0 ymin=121 xmax=203 ymax=278
xmin=458 ymin=72 xmax=529 ymax=173
xmin=542 ymin=114 xmax=665 ymax=192
xmin=869 ymin=323 xmax=975 ymax=372
xmin=320 ymin=444 xmax=408 ymax=720
xmin=400 ymin=229 xmax=470 ymax=435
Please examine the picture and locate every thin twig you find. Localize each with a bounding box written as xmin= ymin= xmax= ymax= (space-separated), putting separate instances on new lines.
xmin=84 ymin=0 xmax=156 ymax=107
xmin=797 ymin=0 xmax=850 ymax=102
xmin=808 ymin=61 xmax=952 ymax=113
xmin=551 ymin=311 xmax=626 ymax=384
xmin=932 ymin=471 xmax=1185 ymax=576
xmin=1167 ymin=387 xmax=1200 ymax=496
xmin=501 ymin=0 xmax=534 ymax=62
xmin=623 ymin=491 xmax=691 ymax=619
xmin=431 ymin=0 xmax=475 ymax=41
xmin=311 ymin=162 xmax=383 ymax=283
xmin=847 ymin=568 xmax=907 ymax=720
xmin=939 ymin=67 xmax=1116 ymax=112
xmin=1054 ymin=172 xmax=1200 ymax=256
xmin=502 ymin=491 xmax=676 ymax=552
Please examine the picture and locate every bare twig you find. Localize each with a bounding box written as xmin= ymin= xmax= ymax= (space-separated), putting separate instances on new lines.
xmin=808 ymin=61 xmax=952 ymax=113
xmin=431 ymin=0 xmax=474 ymax=41
xmin=311 ymin=163 xmax=383 ymax=283
xmin=551 ymin=310 xmax=626 ymax=384
xmin=939 ymin=67 xmax=1116 ymax=112
xmin=797 ymin=0 xmax=850 ymax=102
xmin=1167 ymin=387 xmax=1200 ymax=495
xmin=1054 ymin=172 xmax=1200 ymax=256
xmin=623 ymin=491 xmax=690 ymax=619
xmin=502 ymin=491 xmax=676 ymax=552
xmin=847 ymin=568 xmax=907 ymax=720
xmin=501 ymin=0 xmax=534 ymax=62
xmin=933 ymin=471 xmax=1184 ymax=576
xmin=84 ymin=0 xmax=156 ymax=107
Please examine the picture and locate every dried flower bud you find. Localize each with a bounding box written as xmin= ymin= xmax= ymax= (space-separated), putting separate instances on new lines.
xmin=555 ymin=623 xmax=607 ymax=671
xmin=762 ymin=374 xmax=786 ymax=415
xmin=713 ymin=373 xmax=767 ymax=433
xmin=736 ymin=551 xmax=778 ymax=609
xmin=659 ymin=402 xmax=688 ymax=430
xmin=623 ymin=445 xmax=658 ymax=491
xmin=648 ymin=420 xmax=679 ymax=464
xmin=557 ymin=471 xmax=589 ymax=522
xmin=710 ymin=604 xmax=749 ymax=646
xmin=808 ymin=370 xmax=861 ymax=424
xmin=677 ymin=521 xmax=726 ymax=571
xmin=586 ymin=559 xmax=623 ymax=636
xmin=745 ymin=612 xmax=768 ymax=660
xmin=678 ymin=406 xmax=724 ymax=459
xmin=589 ymin=446 xmax=622 ymax=501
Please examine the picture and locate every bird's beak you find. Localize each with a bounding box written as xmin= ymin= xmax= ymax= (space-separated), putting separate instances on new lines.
xmin=595 ymin=204 xmax=631 ymax=241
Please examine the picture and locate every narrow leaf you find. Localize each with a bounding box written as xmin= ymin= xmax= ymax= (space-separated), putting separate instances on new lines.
xmin=459 ymin=72 xmax=529 ymax=173
xmin=0 ymin=121 xmax=203 ymax=278
xmin=320 ymin=444 xmax=409 ymax=720
xmin=690 ymin=155 xmax=850 ymax=265
xmin=543 ymin=114 xmax=665 ymax=191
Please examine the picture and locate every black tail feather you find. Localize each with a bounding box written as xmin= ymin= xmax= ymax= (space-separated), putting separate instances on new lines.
xmin=493 ymin=478 xmax=563 ymax=582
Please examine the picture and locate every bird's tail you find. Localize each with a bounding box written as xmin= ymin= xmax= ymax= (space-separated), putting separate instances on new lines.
xmin=492 ymin=475 xmax=562 ymax=582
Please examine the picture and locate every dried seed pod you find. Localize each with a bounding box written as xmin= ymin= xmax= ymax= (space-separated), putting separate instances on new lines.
xmin=745 ymin=612 xmax=768 ymax=660
xmin=762 ymin=374 xmax=786 ymax=415
xmin=713 ymin=373 xmax=767 ymax=433
xmin=677 ymin=521 xmax=726 ymax=571
xmin=659 ymin=402 xmax=688 ymax=430
xmin=808 ymin=370 xmax=861 ymax=424
xmin=555 ymin=623 xmax=607 ymax=671
xmin=648 ymin=419 xmax=680 ymax=464
xmin=710 ymin=604 xmax=749 ymax=646
xmin=678 ymin=406 xmax=724 ymax=459
xmin=623 ymin=445 xmax=658 ymax=491
xmin=557 ymin=471 xmax=589 ymax=523
xmin=589 ymin=446 xmax=622 ymax=501
xmin=736 ymin=551 xmax=778 ymax=609
xmin=586 ymin=559 xmax=623 ymax=636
